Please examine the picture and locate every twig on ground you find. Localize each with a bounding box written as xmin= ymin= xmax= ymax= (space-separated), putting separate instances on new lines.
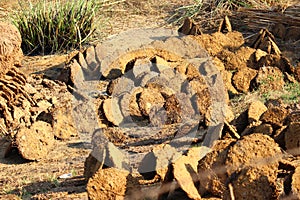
xmin=229 ymin=183 xmax=235 ymax=200
xmin=224 ymin=120 xmax=241 ymax=139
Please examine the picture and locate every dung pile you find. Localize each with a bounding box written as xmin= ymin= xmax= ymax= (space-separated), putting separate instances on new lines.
xmin=58 ymin=28 xmax=228 ymax=199
xmin=75 ymin=18 xmax=300 ymax=199
xmin=193 ymin=27 xmax=296 ymax=96
xmin=2 ymin=15 xmax=299 ymax=199
xmin=194 ymin=97 xmax=300 ymax=199
xmin=0 ymin=22 xmax=77 ymax=161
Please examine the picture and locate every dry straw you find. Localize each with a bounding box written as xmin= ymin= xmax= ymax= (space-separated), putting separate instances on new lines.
xmin=169 ymin=0 xmax=289 ymax=29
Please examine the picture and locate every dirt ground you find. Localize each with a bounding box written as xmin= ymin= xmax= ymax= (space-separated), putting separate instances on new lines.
xmin=0 ymin=0 xmax=299 ymax=200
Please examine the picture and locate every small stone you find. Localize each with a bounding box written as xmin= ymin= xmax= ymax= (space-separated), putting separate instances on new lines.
xmin=138 ymin=88 xmax=165 ymax=116
xmin=187 ymin=146 xmax=211 ymax=172
xmin=85 ymin=46 xmax=99 ymax=71
xmin=15 ymin=121 xmax=54 ymax=161
xmin=255 ymin=49 xmax=268 ymax=62
xmin=77 ymin=51 xmax=89 ymax=71
xmin=12 ymin=106 xmax=25 ymax=122
xmin=84 ymin=153 xmax=104 ymax=180
xmin=85 ymin=132 xmax=129 ymax=179
xmin=212 ymin=57 xmax=225 ymax=71
xmin=222 ymin=71 xmax=239 ymax=95
xmin=109 ymin=76 xmax=135 ymax=97
xmin=105 ymin=142 xmax=129 ymax=170
xmin=153 ymin=56 xmax=170 ymax=73
xmin=254 ymin=123 xmax=273 ymax=136
xmin=248 ymin=100 xmax=267 ymax=123
xmin=225 ymin=105 xmax=235 ymax=123
xmin=184 ymin=77 xmax=208 ymax=96
xmin=87 ymin=168 xmax=138 ymax=200
xmin=148 ymin=105 xmax=167 ymax=127
xmin=285 ymin=122 xmax=300 ymax=156
xmin=138 ymin=144 xmax=181 ymax=180
xmin=73 ymin=101 xmax=100 ymax=135
xmin=233 ymin=67 xmax=257 ymax=93
xmin=133 ymin=58 xmax=152 ymax=78
xmin=260 ymin=106 xmax=288 ymax=129
xmin=103 ymin=98 xmax=124 ymax=126
xmin=68 ymin=59 xmax=86 ymax=89
xmin=36 ymin=100 xmax=52 ymax=111
xmin=53 ymin=105 xmax=78 ymax=140
xmin=186 ymin=64 xmax=201 ymax=80
xmin=120 ymin=88 xmax=144 ymax=120
xmin=173 ymin=155 xmax=202 ymax=200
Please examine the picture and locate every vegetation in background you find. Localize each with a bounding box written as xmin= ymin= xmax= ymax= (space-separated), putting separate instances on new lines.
xmin=258 ymin=81 xmax=300 ymax=104
xmin=11 ymin=0 xmax=101 ymax=55
xmin=229 ymin=79 xmax=300 ymax=117
xmin=281 ymin=82 xmax=300 ymax=103
xmin=169 ymin=0 xmax=287 ymax=24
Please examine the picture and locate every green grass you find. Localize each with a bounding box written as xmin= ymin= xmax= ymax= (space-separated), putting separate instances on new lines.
xmin=19 ymin=188 xmax=33 ymax=199
xmin=47 ymin=174 xmax=60 ymax=187
xmin=281 ymin=82 xmax=300 ymax=103
xmin=71 ymin=169 xmax=77 ymax=176
xmin=229 ymin=80 xmax=300 ymax=116
xmin=11 ymin=0 xmax=102 ymax=55
xmin=258 ymin=82 xmax=300 ymax=104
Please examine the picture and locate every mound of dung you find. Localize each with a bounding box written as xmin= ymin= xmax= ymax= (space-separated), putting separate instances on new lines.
xmin=198 ymin=134 xmax=281 ymax=199
xmin=0 ymin=22 xmax=78 ymax=161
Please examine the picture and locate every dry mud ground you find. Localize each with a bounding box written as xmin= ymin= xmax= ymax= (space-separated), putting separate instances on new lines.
xmin=0 ymin=0 xmax=299 ymax=200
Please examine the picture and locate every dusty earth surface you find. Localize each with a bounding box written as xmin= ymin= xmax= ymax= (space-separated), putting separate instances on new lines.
xmin=0 ymin=0 xmax=300 ymax=200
